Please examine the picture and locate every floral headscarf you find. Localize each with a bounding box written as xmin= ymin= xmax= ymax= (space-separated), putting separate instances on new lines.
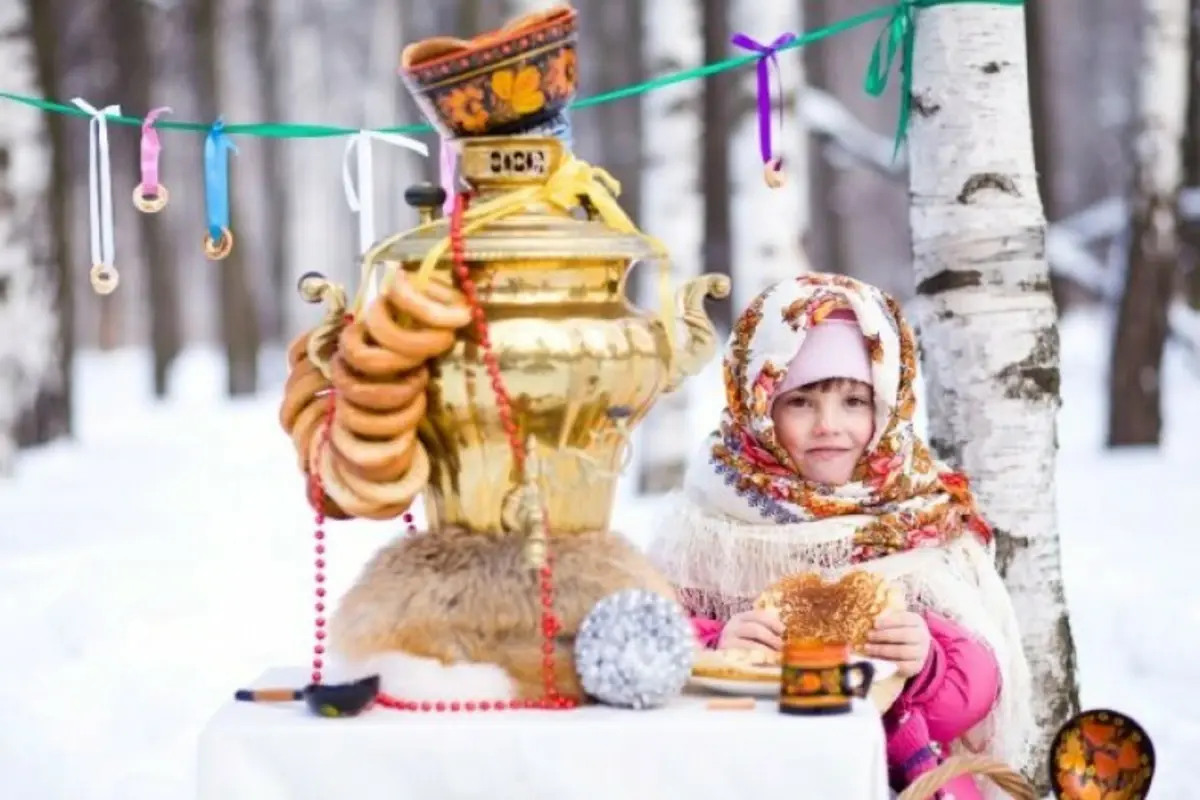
xmin=700 ymin=273 xmax=991 ymax=562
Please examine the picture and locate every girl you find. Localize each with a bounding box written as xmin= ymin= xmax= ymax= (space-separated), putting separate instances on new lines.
xmin=648 ymin=274 xmax=1033 ymax=799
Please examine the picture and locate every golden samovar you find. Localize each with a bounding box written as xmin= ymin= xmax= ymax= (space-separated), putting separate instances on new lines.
xmin=322 ymin=134 xmax=728 ymax=702
xmin=282 ymin=4 xmax=729 ymax=703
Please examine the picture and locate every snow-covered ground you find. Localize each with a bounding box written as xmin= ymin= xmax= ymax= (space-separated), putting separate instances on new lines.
xmin=0 ymin=309 xmax=1196 ymax=799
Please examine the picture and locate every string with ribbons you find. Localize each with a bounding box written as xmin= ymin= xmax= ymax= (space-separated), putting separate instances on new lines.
xmin=72 ymin=98 xmax=121 ymax=295
xmin=5 ymin=0 xmax=1024 ymax=293
xmin=340 ymin=130 xmax=429 ymax=307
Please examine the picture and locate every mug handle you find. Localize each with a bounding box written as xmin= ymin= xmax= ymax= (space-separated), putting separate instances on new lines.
xmin=841 ymin=661 xmax=875 ymax=699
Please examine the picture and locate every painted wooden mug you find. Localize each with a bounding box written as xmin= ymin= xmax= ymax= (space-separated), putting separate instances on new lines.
xmin=779 ymin=639 xmax=875 ymax=716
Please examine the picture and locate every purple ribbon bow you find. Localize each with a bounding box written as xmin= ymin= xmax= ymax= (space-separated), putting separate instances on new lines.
xmin=731 ymin=32 xmax=796 ymax=167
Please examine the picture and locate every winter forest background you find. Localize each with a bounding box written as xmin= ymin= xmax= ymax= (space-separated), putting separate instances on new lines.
xmin=2 ymin=0 xmax=1199 ymax=797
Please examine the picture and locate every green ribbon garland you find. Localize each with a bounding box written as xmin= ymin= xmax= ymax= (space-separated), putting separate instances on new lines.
xmin=863 ymin=0 xmax=1026 ymax=158
xmin=0 ymin=0 xmax=1024 ymax=160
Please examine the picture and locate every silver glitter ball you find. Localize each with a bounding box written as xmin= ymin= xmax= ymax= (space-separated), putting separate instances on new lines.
xmin=574 ymin=589 xmax=695 ymax=709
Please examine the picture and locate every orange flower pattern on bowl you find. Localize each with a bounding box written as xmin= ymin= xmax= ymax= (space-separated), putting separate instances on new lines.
xmin=400 ymin=6 xmax=578 ymax=139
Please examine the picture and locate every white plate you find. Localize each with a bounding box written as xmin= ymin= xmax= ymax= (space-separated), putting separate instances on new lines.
xmin=688 ymin=658 xmax=898 ymax=698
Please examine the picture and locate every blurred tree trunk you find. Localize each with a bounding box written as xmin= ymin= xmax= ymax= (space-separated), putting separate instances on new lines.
xmin=249 ymin=0 xmax=289 ymax=341
xmin=594 ymin=0 xmax=644 ymax=225
xmin=110 ymin=0 xmax=181 ymax=398
xmin=1026 ymin=0 xmax=1067 ymax=314
xmin=193 ymin=0 xmax=260 ymax=396
xmin=700 ymin=0 xmax=733 ymax=331
xmin=12 ymin=0 xmax=72 ymax=461
xmin=907 ymin=5 xmax=1077 ymax=789
xmin=1182 ymin=0 xmax=1200 ymax=309
xmin=728 ymin=0 xmax=808 ymax=311
xmin=638 ymin=0 xmax=703 ymax=494
xmin=1108 ymin=0 xmax=1190 ymax=446
xmin=803 ymin=0 xmax=847 ymax=276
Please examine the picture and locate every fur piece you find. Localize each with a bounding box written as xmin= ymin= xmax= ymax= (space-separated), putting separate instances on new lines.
xmin=330 ymin=526 xmax=677 ymax=701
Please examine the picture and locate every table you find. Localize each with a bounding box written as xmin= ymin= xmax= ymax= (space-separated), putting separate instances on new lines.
xmin=198 ymin=667 xmax=891 ymax=800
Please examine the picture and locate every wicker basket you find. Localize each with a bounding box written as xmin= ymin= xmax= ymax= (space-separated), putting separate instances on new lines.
xmin=897 ymin=754 xmax=1036 ymax=800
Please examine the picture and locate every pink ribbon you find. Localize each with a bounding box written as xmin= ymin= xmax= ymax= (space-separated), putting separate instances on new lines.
xmin=139 ymin=107 xmax=172 ymax=196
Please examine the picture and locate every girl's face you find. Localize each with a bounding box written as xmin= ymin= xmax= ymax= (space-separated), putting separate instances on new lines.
xmin=771 ymin=378 xmax=875 ymax=485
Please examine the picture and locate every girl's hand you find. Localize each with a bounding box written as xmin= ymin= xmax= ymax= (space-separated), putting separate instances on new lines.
xmin=864 ymin=611 xmax=931 ymax=678
xmin=718 ymin=609 xmax=785 ymax=652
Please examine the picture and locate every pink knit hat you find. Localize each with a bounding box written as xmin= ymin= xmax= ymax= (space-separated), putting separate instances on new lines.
xmin=773 ymin=308 xmax=872 ymax=399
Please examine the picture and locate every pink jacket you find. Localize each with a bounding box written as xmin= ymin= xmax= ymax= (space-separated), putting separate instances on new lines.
xmin=691 ymin=611 xmax=999 ymax=799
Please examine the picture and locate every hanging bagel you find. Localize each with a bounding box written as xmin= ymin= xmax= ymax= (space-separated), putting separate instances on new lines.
xmin=386 ymin=272 xmax=474 ymax=329
xmin=327 ymin=419 xmax=420 ymax=482
xmin=330 ymin=354 xmax=430 ymax=412
xmin=279 ymin=360 xmax=330 ymax=432
xmin=363 ymin=299 xmax=457 ymax=362
xmin=278 ymin=269 xmax=473 ymax=522
xmin=327 ymin=437 xmax=432 ymax=510
xmin=334 ymin=390 xmax=428 ymax=440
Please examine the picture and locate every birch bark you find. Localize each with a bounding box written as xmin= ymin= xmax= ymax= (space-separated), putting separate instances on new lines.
xmin=636 ymin=0 xmax=703 ymax=493
xmin=906 ymin=5 xmax=1077 ymax=787
xmin=0 ymin=0 xmax=61 ymax=474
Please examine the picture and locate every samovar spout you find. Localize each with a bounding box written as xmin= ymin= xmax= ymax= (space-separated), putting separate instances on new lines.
xmin=660 ymin=274 xmax=732 ymax=394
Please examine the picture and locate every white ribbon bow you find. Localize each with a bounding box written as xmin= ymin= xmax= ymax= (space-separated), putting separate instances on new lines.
xmin=72 ymin=98 xmax=121 ymax=269
xmin=342 ymin=130 xmax=428 ymax=301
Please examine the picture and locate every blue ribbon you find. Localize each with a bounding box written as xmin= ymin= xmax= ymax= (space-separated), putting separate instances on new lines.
xmin=204 ymin=119 xmax=237 ymax=241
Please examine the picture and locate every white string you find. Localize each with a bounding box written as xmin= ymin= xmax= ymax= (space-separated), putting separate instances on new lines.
xmin=72 ymin=98 xmax=121 ymax=268
xmin=342 ymin=130 xmax=428 ymax=302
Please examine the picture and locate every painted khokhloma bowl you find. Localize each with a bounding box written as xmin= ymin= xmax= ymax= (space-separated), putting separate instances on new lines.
xmin=1050 ymin=709 xmax=1154 ymax=800
xmin=400 ymin=5 xmax=578 ymax=139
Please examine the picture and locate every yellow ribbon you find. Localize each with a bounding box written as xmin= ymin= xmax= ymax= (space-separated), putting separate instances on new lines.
xmin=356 ymin=154 xmax=677 ymax=360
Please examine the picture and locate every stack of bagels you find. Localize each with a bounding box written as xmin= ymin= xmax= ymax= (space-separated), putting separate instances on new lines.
xmin=278 ymin=272 xmax=473 ymax=520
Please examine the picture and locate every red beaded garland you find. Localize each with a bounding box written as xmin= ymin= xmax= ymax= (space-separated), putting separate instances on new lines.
xmin=306 ymin=191 xmax=577 ymax=713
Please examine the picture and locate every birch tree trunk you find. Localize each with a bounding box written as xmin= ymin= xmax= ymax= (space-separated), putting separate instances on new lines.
xmin=1182 ymin=0 xmax=1200 ymax=309
xmin=803 ymin=0 xmax=846 ymax=277
xmin=0 ymin=0 xmax=63 ymax=474
xmin=110 ymin=0 xmax=182 ymax=397
xmin=637 ymin=0 xmax=702 ymax=494
xmin=700 ymin=0 xmax=733 ymax=332
xmin=194 ymin=0 xmax=260 ymax=395
xmin=728 ymin=1 xmax=810 ymax=311
xmin=1108 ymin=0 xmax=1191 ymax=446
xmin=23 ymin=0 xmax=73 ymax=449
xmin=249 ymin=0 xmax=290 ymax=342
xmin=905 ymin=6 xmax=1077 ymax=788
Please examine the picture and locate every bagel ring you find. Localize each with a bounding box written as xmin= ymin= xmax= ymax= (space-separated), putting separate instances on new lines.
xmin=316 ymin=444 xmax=413 ymax=518
xmin=364 ymin=298 xmax=458 ymax=360
xmin=328 ymin=419 xmax=419 ymax=477
xmin=279 ymin=368 xmax=332 ymax=431
xmin=338 ymin=320 xmax=429 ymax=376
xmin=289 ymin=399 xmax=331 ymax=470
xmin=328 ymin=427 xmax=418 ymax=483
xmin=386 ymin=272 xmax=473 ymax=329
xmin=334 ymin=391 xmax=427 ymax=440
xmin=330 ymin=356 xmax=429 ymax=412
xmin=334 ymin=439 xmax=431 ymax=508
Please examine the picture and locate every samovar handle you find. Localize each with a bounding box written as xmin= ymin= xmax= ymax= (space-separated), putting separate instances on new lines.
xmin=661 ymin=273 xmax=732 ymax=394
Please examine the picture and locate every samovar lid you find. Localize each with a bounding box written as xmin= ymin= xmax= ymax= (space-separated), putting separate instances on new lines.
xmin=375 ymin=137 xmax=657 ymax=264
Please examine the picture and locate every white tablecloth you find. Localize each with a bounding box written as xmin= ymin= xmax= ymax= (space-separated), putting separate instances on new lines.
xmin=198 ymin=667 xmax=890 ymax=800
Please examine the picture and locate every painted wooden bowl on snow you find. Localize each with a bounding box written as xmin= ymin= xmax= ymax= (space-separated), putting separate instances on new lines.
xmin=1049 ymin=709 xmax=1154 ymax=800
xmin=399 ymin=5 xmax=578 ymax=139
